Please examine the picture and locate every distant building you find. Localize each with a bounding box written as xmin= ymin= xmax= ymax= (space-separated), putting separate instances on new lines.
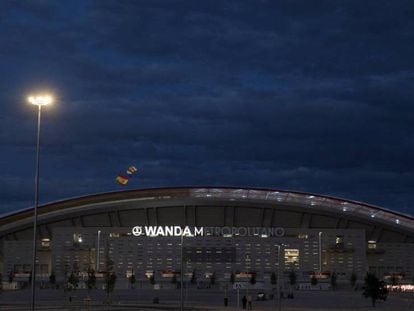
xmin=1 ymin=187 xmax=413 ymax=288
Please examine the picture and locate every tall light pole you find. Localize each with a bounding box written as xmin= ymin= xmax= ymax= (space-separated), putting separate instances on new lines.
xmin=276 ymin=244 xmax=282 ymax=311
xmin=180 ymin=234 xmax=184 ymax=311
xmin=28 ymin=94 xmax=53 ymax=311
xmin=96 ymin=230 xmax=101 ymax=271
xmin=318 ymin=232 xmax=322 ymax=273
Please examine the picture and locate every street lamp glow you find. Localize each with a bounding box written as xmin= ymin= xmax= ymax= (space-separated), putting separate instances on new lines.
xmin=28 ymin=92 xmax=53 ymax=311
xmin=27 ymin=94 xmax=53 ymax=106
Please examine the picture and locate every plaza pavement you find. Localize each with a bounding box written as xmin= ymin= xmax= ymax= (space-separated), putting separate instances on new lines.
xmin=0 ymin=288 xmax=413 ymax=310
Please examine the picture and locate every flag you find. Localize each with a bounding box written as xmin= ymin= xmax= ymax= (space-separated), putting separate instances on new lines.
xmin=127 ymin=166 xmax=138 ymax=174
xmin=116 ymin=175 xmax=129 ymax=185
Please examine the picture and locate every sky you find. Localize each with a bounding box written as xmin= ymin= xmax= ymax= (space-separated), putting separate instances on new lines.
xmin=0 ymin=0 xmax=413 ymax=215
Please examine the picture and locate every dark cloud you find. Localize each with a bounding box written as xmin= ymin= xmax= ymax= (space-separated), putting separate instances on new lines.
xmin=0 ymin=0 xmax=413 ymax=216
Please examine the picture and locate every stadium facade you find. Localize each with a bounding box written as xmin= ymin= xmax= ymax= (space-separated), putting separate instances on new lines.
xmin=1 ymin=187 xmax=414 ymax=289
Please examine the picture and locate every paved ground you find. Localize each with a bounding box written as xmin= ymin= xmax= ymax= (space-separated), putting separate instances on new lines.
xmin=0 ymin=288 xmax=413 ymax=310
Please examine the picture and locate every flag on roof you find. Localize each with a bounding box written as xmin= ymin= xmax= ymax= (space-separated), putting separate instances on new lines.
xmin=116 ymin=175 xmax=129 ymax=185
xmin=127 ymin=166 xmax=138 ymax=174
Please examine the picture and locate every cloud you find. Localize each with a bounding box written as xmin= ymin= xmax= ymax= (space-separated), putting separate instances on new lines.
xmin=0 ymin=0 xmax=413 ymax=216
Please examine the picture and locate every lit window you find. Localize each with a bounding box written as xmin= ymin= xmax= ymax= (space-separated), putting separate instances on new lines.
xmin=41 ymin=238 xmax=50 ymax=248
xmin=368 ymin=240 xmax=377 ymax=249
xmin=145 ymin=270 xmax=154 ymax=278
xmin=73 ymin=233 xmax=83 ymax=246
xmin=335 ymin=235 xmax=344 ymax=246
xmin=284 ymin=249 xmax=300 ymax=265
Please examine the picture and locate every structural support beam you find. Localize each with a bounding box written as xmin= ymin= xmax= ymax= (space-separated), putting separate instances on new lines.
xmin=38 ymin=225 xmax=45 ymax=239
xmin=107 ymin=213 xmax=113 ymax=227
xmin=270 ymin=208 xmax=275 ymax=227
xmin=146 ymin=208 xmax=150 ymax=226
xmin=300 ymin=213 xmax=312 ymax=228
xmin=368 ymin=225 xmax=377 ymax=241
xmin=377 ymin=228 xmax=384 ymax=242
xmin=225 ymin=206 xmax=235 ymax=227
xmin=154 ymin=207 xmax=159 ymax=225
xmin=44 ymin=224 xmax=52 ymax=237
xmin=184 ymin=205 xmax=188 ymax=226
xmin=113 ymin=210 xmax=121 ymax=227
xmin=260 ymin=208 xmax=266 ymax=227
xmin=335 ymin=218 xmax=342 ymax=229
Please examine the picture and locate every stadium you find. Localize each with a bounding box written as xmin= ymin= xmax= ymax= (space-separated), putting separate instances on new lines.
xmin=1 ymin=187 xmax=414 ymax=290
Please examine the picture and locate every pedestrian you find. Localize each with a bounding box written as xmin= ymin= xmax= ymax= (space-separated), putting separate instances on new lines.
xmin=242 ymin=295 xmax=247 ymax=309
xmin=247 ymin=294 xmax=252 ymax=310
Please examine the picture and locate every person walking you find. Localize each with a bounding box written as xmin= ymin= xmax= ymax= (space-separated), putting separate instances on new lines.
xmin=242 ymin=295 xmax=247 ymax=309
xmin=247 ymin=294 xmax=252 ymax=310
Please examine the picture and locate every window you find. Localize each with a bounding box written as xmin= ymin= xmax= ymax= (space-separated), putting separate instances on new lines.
xmin=41 ymin=238 xmax=50 ymax=248
xmin=335 ymin=235 xmax=344 ymax=247
xmin=73 ymin=233 xmax=83 ymax=247
xmin=284 ymin=249 xmax=300 ymax=265
xmin=368 ymin=240 xmax=377 ymax=249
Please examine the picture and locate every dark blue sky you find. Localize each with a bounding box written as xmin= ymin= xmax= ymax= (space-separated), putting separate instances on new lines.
xmin=1 ymin=0 xmax=414 ymax=215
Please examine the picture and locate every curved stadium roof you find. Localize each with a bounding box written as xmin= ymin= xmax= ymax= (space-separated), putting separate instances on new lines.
xmin=1 ymin=187 xmax=413 ymax=243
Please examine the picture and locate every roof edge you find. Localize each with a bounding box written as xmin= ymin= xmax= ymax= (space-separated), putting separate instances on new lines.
xmin=1 ymin=186 xmax=413 ymax=221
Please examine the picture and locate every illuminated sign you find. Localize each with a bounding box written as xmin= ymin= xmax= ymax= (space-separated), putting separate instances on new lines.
xmin=132 ymin=226 xmax=203 ymax=237
xmin=131 ymin=226 xmax=285 ymax=237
